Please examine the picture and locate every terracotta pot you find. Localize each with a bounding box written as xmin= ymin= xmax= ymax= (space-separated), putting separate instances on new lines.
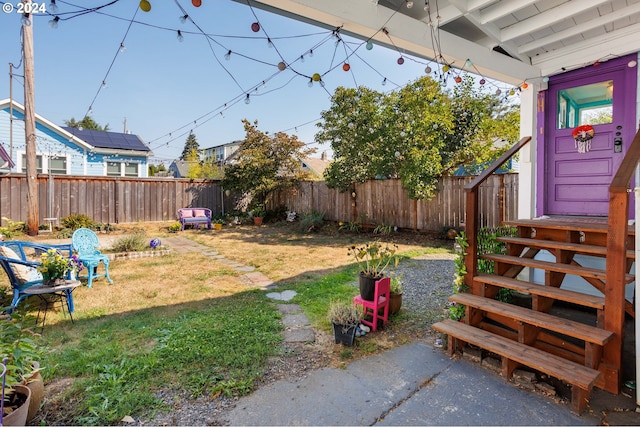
xmin=358 ymin=273 xmax=382 ymax=301
xmin=253 ymin=216 xmax=263 ymax=226
xmin=389 ymin=292 xmax=402 ymax=314
xmin=23 ymin=362 xmax=44 ymax=422
xmin=3 ymin=384 xmax=32 ymax=426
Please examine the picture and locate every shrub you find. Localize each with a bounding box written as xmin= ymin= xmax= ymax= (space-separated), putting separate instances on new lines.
xmin=167 ymin=222 xmax=181 ymax=233
xmin=61 ymin=214 xmax=95 ymax=231
xmin=0 ymin=217 xmax=25 ymax=238
xmin=110 ymin=230 xmax=148 ymax=252
xmin=299 ymin=211 xmax=324 ymax=232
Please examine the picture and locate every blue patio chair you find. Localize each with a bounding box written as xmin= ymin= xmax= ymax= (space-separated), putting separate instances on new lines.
xmin=0 ymin=241 xmax=76 ymax=314
xmin=71 ymin=228 xmax=113 ymax=288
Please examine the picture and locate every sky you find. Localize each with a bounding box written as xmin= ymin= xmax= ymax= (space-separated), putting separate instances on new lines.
xmin=0 ymin=0 xmax=510 ymax=165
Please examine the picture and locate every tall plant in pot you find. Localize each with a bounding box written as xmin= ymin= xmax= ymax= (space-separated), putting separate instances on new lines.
xmin=348 ymin=241 xmax=398 ymax=301
xmin=1 ymin=308 xmax=45 ymax=425
xmin=327 ymin=301 xmax=361 ymax=347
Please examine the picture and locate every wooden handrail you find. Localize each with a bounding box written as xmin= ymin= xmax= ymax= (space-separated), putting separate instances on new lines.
xmin=604 ymin=127 xmax=640 ymax=393
xmin=463 ymin=136 xmax=531 ymax=296
xmin=465 ymin=136 xmax=532 ymax=192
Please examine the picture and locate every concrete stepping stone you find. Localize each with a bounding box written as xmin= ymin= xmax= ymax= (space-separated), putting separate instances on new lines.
xmin=266 ymin=290 xmax=297 ymax=301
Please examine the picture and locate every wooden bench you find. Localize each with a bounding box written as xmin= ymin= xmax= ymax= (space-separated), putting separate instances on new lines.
xmin=177 ymin=208 xmax=212 ymax=231
xmin=432 ymin=318 xmax=601 ymax=414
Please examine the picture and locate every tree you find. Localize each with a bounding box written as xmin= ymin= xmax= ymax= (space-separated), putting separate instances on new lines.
xmin=148 ymin=163 xmax=167 ymax=176
xmin=64 ymin=116 xmax=110 ymax=131
xmin=221 ymin=119 xmax=316 ymax=209
xmin=315 ymin=76 xmax=518 ymax=199
xmin=180 ymin=132 xmax=200 ymax=161
xmin=187 ymin=158 xmax=224 ymax=179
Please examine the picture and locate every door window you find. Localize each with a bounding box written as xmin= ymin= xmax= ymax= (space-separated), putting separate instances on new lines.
xmin=557 ymin=80 xmax=613 ymax=129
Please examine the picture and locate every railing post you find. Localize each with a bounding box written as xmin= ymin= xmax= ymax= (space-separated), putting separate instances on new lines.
xmin=465 ymin=189 xmax=479 ymax=294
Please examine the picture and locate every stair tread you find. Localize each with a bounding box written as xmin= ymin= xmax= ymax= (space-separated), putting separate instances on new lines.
xmin=474 ymin=274 xmax=605 ymax=309
xmin=481 ymin=253 xmax=635 ymax=283
xmin=497 ymin=236 xmax=635 ymax=259
xmin=432 ymin=319 xmax=600 ymax=389
xmin=505 ymin=219 xmax=635 ymax=235
xmin=449 ymin=293 xmax=613 ymax=345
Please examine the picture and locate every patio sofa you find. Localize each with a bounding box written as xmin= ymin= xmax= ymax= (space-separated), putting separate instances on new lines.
xmin=178 ymin=208 xmax=212 ymax=231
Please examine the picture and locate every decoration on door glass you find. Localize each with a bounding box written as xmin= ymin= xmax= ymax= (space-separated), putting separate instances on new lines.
xmin=572 ymin=124 xmax=595 ymax=153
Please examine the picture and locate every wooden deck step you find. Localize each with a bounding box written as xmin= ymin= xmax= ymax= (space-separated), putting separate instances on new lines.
xmin=474 ymin=274 xmax=605 ymax=310
xmin=481 ymin=254 xmax=635 ymax=283
xmin=505 ymin=218 xmax=635 ymax=235
xmin=450 ymin=293 xmax=613 ymax=346
xmin=432 ymin=319 xmax=601 ymax=414
xmin=497 ymin=236 xmax=635 ymax=259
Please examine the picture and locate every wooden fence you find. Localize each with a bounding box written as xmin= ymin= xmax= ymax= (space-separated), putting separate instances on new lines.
xmin=270 ymin=174 xmax=518 ymax=231
xmin=0 ymin=174 xmax=231 ymax=225
xmin=0 ymin=173 xmax=517 ymax=231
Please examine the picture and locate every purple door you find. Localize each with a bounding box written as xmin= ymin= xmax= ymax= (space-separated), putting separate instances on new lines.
xmin=544 ymin=55 xmax=637 ymax=216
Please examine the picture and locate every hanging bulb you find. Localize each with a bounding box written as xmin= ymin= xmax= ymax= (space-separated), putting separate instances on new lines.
xmin=382 ymin=77 xmax=387 ymax=86
xmin=245 ymin=94 xmax=250 ymax=104
xmin=251 ymin=22 xmax=260 ymax=32
xmin=48 ymin=16 xmax=59 ymax=29
xmin=464 ymin=59 xmax=472 ymax=68
xmin=406 ymin=0 xmax=413 ymax=8
xmin=343 ymin=63 xmax=350 ymax=72
xmin=139 ymin=0 xmax=151 ymax=12
xmin=509 ymin=89 xmax=516 ymax=96
xmin=423 ymin=1 xmax=429 ymax=11
xmin=177 ymin=30 xmax=184 ymax=42
xmin=521 ymin=82 xmax=529 ymax=89
xmin=300 ymin=55 xmax=305 ymax=63
xmin=48 ymin=0 xmax=58 ymax=13
xmin=192 ymin=0 xmax=202 ymax=6
xmin=21 ymin=15 xmax=31 ymax=26
xmin=495 ymin=89 xmax=501 ymax=96
xmin=309 ymin=49 xmax=314 ymax=57
xmin=542 ymin=76 xmax=550 ymax=83
xmin=397 ymin=57 xmax=404 ymax=65
xmin=312 ymin=73 xmax=321 ymax=82
xmin=277 ymin=61 xmax=286 ymax=71
xmin=88 ymin=107 xmax=93 ymax=115
xmin=479 ymin=78 xmax=486 ymax=85
xmin=425 ymin=66 xmax=432 ymax=74
xmin=442 ymin=64 xmax=450 ymax=73
xmin=308 ymin=78 xmax=313 ymax=88
xmin=224 ymin=50 xmax=231 ymax=60
xmin=267 ymin=38 xmax=274 ymax=48
xmin=180 ymin=14 xmax=189 ymax=23
xmin=454 ymin=76 xmax=462 ymax=83
xmin=366 ymin=41 xmax=373 ymax=50
xmin=119 ymin=43 xmax=126 ymax=53
xmin=101 ymin=81 xmax=107 ymax=89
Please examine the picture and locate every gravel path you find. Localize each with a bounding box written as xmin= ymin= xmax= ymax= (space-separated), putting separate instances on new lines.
xmin=139 ymin=252 xmax=457 ymax=426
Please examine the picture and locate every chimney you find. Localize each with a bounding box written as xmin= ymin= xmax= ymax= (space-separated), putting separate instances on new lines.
xmin=321 ymin=151 xmax=327 ymax=161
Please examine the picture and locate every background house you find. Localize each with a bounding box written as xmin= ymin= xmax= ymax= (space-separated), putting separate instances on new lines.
xmin=0 ymin=99 xmax=152 ymax=177
xmin=202 ymin=140 xmax=242 ymax=163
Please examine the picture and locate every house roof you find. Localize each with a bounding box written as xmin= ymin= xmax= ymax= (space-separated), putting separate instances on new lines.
xmin=241 ymin=1 xmax=640 ymax=83
xmin=62 ymin=127 xmax=150 ymax=152
xmin=301 ymin=156 xmax=331 ymax=178
xmin=168 ymin=160 xmax=196 ymax=178
xmin=0 ymin=143 xmax=14 ymax=170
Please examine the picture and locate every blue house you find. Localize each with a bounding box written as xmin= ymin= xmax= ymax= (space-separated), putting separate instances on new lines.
xmin=0 ymin=98 xmax=152 ymax=177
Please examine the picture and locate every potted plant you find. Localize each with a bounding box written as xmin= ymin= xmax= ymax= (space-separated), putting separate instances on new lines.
xmin=213 ymin=218 xmax=225 ymax=230
xmin=37 ymin=248 xmax=82 ymax=286
xmin=1 ymin=309 xmax=44 ymax=425
xmin=348 ymin=241 xmax=398 ymax=301
xmin=250 ymin=205 xmax=266 ymax=226
xmin=327 ymin=301 xmax=361 ymax=346
xmin=389 ymin=273 xmax=403 ymax=315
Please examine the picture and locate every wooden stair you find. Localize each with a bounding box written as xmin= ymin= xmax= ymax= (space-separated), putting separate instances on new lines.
xmin=432 ymin=218 xmax=635 ymax=414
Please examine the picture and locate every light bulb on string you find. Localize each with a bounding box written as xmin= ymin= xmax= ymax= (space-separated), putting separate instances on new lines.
xmin=48 ymin=16 xmax=59 ymax=29
xmin=423 ymin=1 xmax=429 ymax=11
xmin=267 ymin=38 xmax=274 ymax=48
xmin=308 ymin=78 xmax=313 ymax=88
xmin=180 ymin=14 xmax=189 ymax=23
xmin=309 ymin=49 xmax=314 ymax=57
xmin=343 ymin=63 xmax=350 ymax=72
xmin=312 ymin=73 xmax=321 ymax=82
xmin=119 ymin=43 xmax=126 ymax=53
xmin=464 ymin=59 xmax=472 ymax=68
xmin=48 ymin=0 xmax=58 ymax=13
xmin=442 ymin=64 xmax=450 ymax=73
xmin=454 ymin=76 xmax=462 ymax=83
xmin=192 ymin=0 xmax=201 ymax=6
xmin=177 ymin=30 xmax=184 ymax=42
xmin=366 ymin=41 xmax=373 ymax=50
xmin=542 ymin=76 xmax=549 ymax=83
xmin=425 ymin=66 xmax=431 ymax=74
xmin=245 ymin=94 xmax=251 ymax=104
xmin=88 ymin=106 xmax=93 ymax=115
xmin=300 ymin=55 xmax=305 ymax=63
xmin=251 ymin=22 xmax=260 ymax=32
xmin=495 ymin=89 xmax=501 ymax=96
xmin=224 ymin=50 xmax=231 ymax=60
xmin=509 ymin=88 xmax=516 ymax=96
xmin=397 ymin=57 xmax=404 ymax=65
xmin=139 ymin=0 xmax=151 ymax=12
xmin=406 ymin=1 xmax=413 ymax=8
xmin=382 ymin=77 xmax=387 ymax=86
xmin=277 ymin=61 xmax=286 ymax=71
xmin=101 ymin=81 xmax=107 ymax=89
xmin=479 ymin=78 xmax=486 ymax=85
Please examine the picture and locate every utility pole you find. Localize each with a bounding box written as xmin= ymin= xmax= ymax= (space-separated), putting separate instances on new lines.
xmin=23 ymin=0 xmax=39 ymax=236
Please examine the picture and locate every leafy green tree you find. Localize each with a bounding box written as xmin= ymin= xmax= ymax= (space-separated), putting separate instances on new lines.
xmin=187 ymin=158 xmax=224 ymax=179
xmin=148 ymin=163 xmax=167 ymax=176
xmin=180 ymin=132 xmax=200 ymax=161
xmin=221 ymin=119 xmax=316 ymax=209
xmin=64 ymin=116 xmax=110 ymax=131
xmin=316 ymin=75 xmax=518 ymax=199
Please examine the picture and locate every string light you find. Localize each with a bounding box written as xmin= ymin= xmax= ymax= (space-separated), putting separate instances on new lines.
xmin=267 ymin=38 xmax=274 ymax=48
xmin=406 ymin=1 xmax=414 ymax=8
xmin=180 ymin=14 xmax=189 ymax=24
xmin=139 ymin=0 xmax=151 ymax=12
xmin=192 ymin=0 xmax=202 ymax=6
xmin=251 ymin=22 xmax=260 ymax=32
xmin=101 ymin=81 xmax=107 ymax=89
xmin=48 ymin=0 xmax=58 ymax=13
xmin=119 ymin=43 xmax=126 ymax=53
xmin=244 ymin=94 xmax=250 ymax=104
xmin=308 ymin=78 xmax=313 ymax=87
xmin=382 ymin=77 xmax=387 ymax=86
xmin=342 ymin=63 xmax=350 ymax=71
xmin=366 ymin=41 xmax=373 ymax=50
xmin=177 ymin=30 xmax=184 ymax=42
xmin=397 ymin=57 xmax=404 ymax=65
xmin=48 ymin=16 xmax=60 ymax=29
xmin=277 ymin=61 xmax=286 ymax=71
xmin=224 ymin=50 xmax=231 ymax=60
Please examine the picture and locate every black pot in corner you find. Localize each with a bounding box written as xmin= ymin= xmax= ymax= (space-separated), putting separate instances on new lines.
xmin=332 ymin=323 xmax=357 ymax=346
xmin=358 ymin=272 xmax=382 ymax=301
